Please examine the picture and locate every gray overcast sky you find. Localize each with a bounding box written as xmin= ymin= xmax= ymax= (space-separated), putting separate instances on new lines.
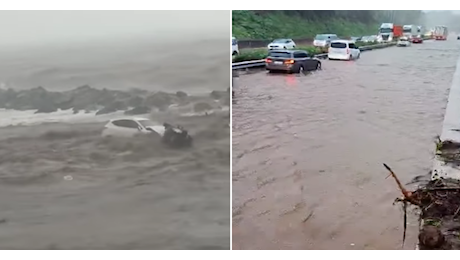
xmin=0 ymin=11 xmax=230 ymax=48
xmin=423 ymin=10 xmax=460 ymax=14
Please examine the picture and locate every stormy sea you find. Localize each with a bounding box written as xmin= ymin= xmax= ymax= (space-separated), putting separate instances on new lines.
xmin=0 ymin=35 xmax=230 ymax=249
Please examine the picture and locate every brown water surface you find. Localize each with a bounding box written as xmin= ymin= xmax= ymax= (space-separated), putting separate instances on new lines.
xmin=232 ymin=39 xmax=460 ymax=250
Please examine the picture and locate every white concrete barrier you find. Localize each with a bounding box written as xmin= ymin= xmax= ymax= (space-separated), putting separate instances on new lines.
xmin=416 ymin=53 xmax=460 ymax=250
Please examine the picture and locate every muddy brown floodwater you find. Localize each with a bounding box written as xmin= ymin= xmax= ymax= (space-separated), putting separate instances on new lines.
xmin=232 ymin=39 xmax=460 ymax=250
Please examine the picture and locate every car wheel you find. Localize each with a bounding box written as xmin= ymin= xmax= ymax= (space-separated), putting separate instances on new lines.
xmin=357 ymin=53 xmax=361 ymax=59
xmin=232 ymin=51 xmax=238 ymax=56
xmin=348 ymin=55 xmax=352 ymax=61
xmin=298 ymin=65 xmax=305 ymax=74
xmin=316 ymin=61 xmax=322 ymax=70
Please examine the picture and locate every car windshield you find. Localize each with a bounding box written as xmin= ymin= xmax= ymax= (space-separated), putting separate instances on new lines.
xmin=379 ymin=28 xmax=393 ymax=34
xmin=315 ymin=35 xmax=328 ymax=40
xmin=138 ymin=119 xmax=154 ymax=127
xmin=400 ymin=38 xmax=408 ymax=41
xmin=330 ymin=42 xmax=347 ymax=48
xmin=268 ymin=51 xmax=291 ymax=58
xmin=272 ymin=39 xmax=288 ymax=43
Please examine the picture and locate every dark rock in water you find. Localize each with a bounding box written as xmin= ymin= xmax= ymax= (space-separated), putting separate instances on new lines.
xmin=127 ymin=96 xmax=144 ymax=107
xmin=124 ymin=106 xmax=151 ymax=115
xmin=84 ymin=104 xmax=100 ymax=113
xmin=9 ymin=86 xmax=57 ymax=110
xmin=97 ymin=88 xmax=117 ymax=106
xmin=144 ymin=91 xmax=175 ymax=111
xmin=35 ymin=103 xmax=58 ymax=114
xmin=113 ymin=100 xmax=128 ymax=111
xmin=194 ymin=102 xmax=213 ymax=113
xmin=96 ymin=101 xmax=127 ymax=115
xmin=96 ymin=106 xmax=117 ymax=115
xmin=176 ymin=91 xmax=188 ymax=99
xmin=55 ymin=95 xmax=75 ymax=110
xmin=127 ymin=88 xmax=149 ymax=96
xmin=68 ymin=85 xmax=103 ymax=111
xmin=210 ymin=90 xmax=226 ymax=100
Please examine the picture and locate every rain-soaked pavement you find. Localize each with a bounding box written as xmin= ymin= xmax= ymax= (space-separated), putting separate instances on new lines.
xmin=232 ymin=39 xmax=460 ymax=250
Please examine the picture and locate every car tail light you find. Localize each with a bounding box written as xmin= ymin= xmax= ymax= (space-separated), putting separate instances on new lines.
xmin=346 ymin=48 xmax=350 ymax=54
xmin=284 ymin=59 xmax=295 ymax=64
xmin=265 ymin=58 xmax=272 ymax=63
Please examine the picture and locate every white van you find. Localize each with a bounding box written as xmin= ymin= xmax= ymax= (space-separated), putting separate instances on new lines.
xmin=327 ymin=40 xmax=361 ymax=61
xmin=232 ymin=37 xmax=239 ymax=56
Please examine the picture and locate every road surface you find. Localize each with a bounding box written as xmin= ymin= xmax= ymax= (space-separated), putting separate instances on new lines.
xmin=232 ymin=39 xmax=460 ymax=249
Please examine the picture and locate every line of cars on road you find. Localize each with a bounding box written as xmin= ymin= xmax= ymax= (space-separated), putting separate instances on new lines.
xmin=232 ymin=33 xmax=394 ymax=74
xmin=396 ymin=34 xmax=424 ymax=47
xmin=264 ymin=39 xmax=363 ymax=74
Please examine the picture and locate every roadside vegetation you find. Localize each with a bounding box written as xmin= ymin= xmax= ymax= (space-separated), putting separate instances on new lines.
xmin=232 ymin=10 xmax=425 ymax=40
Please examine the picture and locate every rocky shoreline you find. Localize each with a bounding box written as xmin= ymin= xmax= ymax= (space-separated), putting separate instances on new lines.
xmin=0 ymin=85 xmax=230 ymax=116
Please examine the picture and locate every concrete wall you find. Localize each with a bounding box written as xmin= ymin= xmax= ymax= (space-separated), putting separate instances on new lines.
xmin=432 ymin=54 xmax=460 ymax=180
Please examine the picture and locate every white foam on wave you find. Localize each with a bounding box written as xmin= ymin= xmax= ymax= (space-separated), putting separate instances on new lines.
xmin=0 ymin=105 xmax=230 ymax=128
xmin=0 ymin=108 xmax=126 ymax=128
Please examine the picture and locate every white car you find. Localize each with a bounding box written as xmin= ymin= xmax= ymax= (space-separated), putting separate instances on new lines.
xmin=267 ymin=39 xmax=296 ymax=50
xmin=328 ymin=40 xmax=361 ymax=61
xmin=397 ymin=37 xmax=411 ymax=47
xmin=361 ymin=35 xmax=379 ymax=43
xmin=102 ymin=117 xmax=192 ymax=147
xmin=232 ymin=36 xmax=239 ymax=56
xmin=313 ymin=34 xmax=339 ymax=47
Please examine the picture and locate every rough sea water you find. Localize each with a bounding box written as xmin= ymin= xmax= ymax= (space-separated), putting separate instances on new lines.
xmin=0 ymin=35 xmax=230 ymax=249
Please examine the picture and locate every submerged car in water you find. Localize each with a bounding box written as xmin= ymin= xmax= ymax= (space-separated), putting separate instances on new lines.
xmin=102 ymin=117 xmax=192 ymax=148
xmin=265 ymin=50 xmax=321 ymax=74
xmin=397 ymin=37 xmax=411 ymax=47
xmin=411 ymin=35 xmax=424 ymax=44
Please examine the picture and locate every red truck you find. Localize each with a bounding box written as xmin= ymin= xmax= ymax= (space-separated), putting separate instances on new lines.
xmin=434 ymin=26 xmax=448 ymax=40
xmin=393 ymin=25 xmax=403 ymax=38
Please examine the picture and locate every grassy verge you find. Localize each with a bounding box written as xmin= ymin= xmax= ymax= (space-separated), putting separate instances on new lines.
xmin=233 ymin=41 xmax=382 ymax=63
xmin=232 ymin=11 xmax=378 ymax=40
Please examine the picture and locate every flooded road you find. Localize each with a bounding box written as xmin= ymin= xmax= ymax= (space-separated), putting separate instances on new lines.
xmin=232 ymin=39 xmax=460 ymax=250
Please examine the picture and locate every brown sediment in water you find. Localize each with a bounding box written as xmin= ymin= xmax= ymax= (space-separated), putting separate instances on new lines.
xmin=389 ymin=140 xmax=460 ymax=250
